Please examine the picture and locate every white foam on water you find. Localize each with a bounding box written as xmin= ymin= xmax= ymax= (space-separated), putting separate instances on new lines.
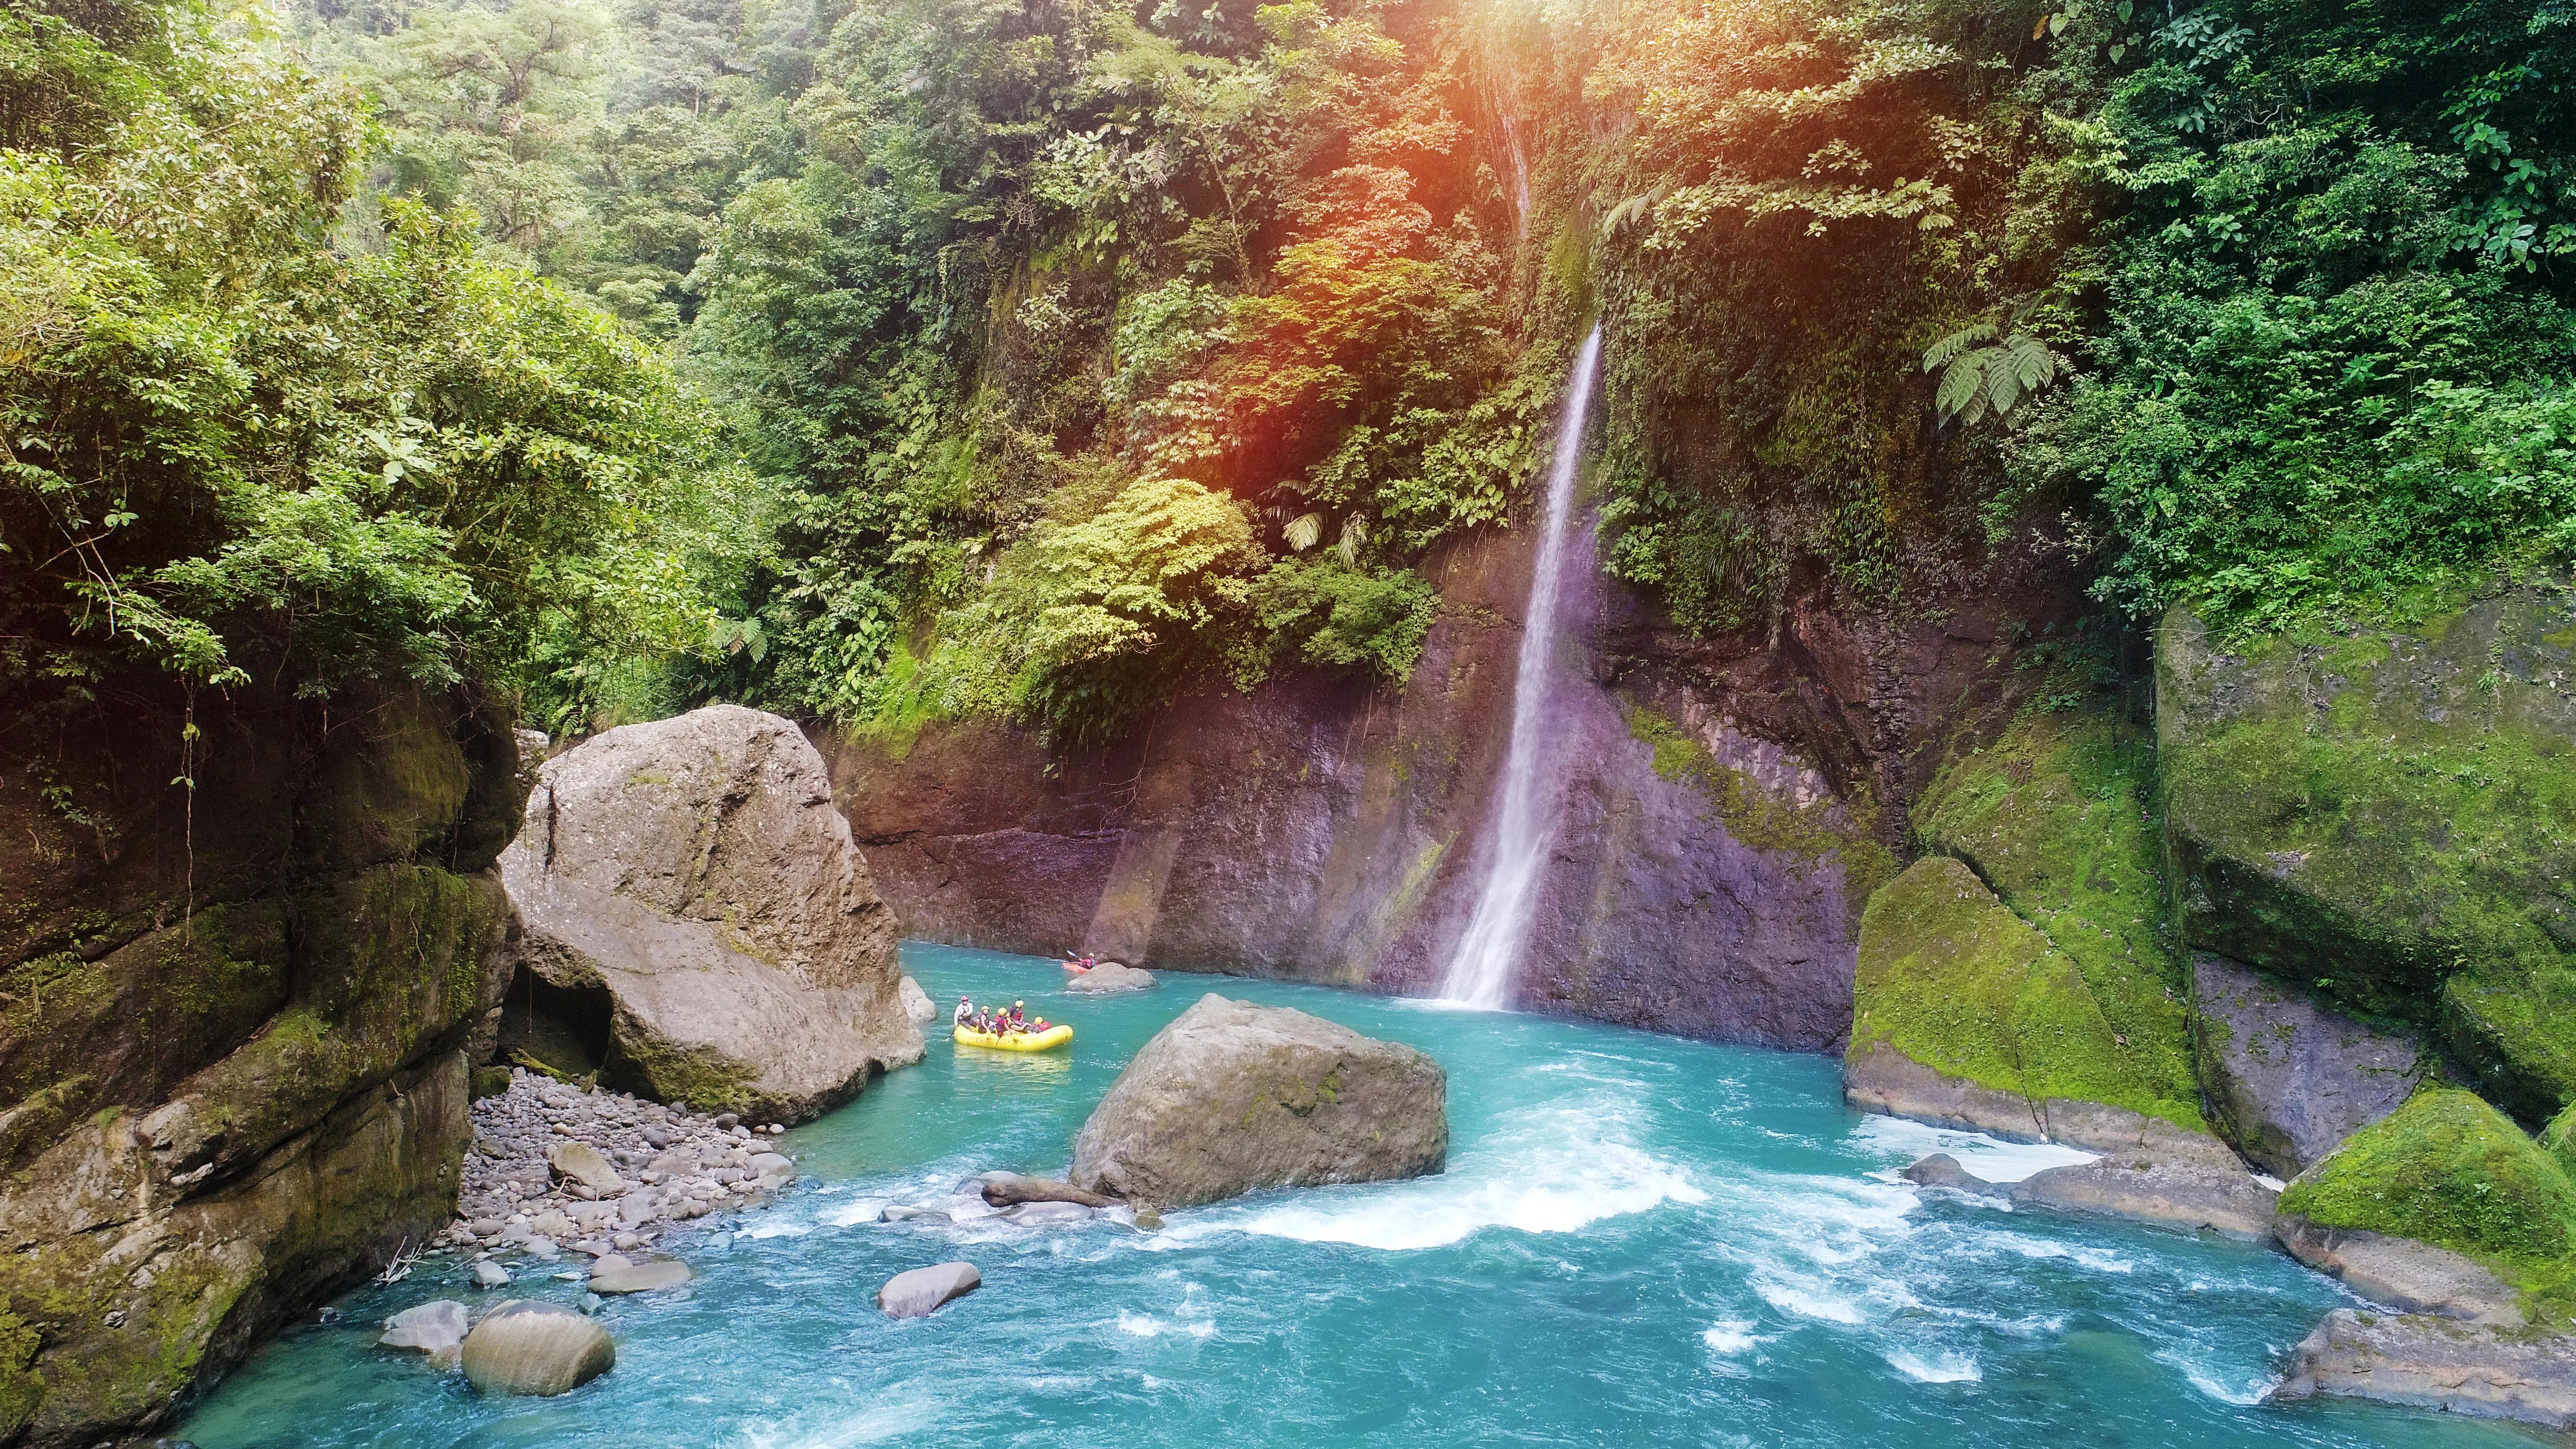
xmin=1701 ymin=1319 xmax=1762 ymax=1355
xmin=736 ymin=1395 xmax=941 ymax=1449
xmin=1847 ymin=1115 xmax=2097 ymax=1183
xmin=740 ymin=1218 xmax=811 ymax=1240
xmin=1752 ymin=1274 xmax=1869 ymax=1325
xmin=1168 ymin=1094 xmax=1704 ymax=1253
xmin=2159 ymin=1350 xmax=2275 ymax=1406
xmin=820 ymin=1197 xmax=888 ymax=1228
xmin=1886 ymin=1348 xmax=1982 ymax=1384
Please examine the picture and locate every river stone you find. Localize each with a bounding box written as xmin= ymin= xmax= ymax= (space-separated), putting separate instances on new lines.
xmin=2274 ymin=1216 xmax=2526 ymax=1326
xmin=1069 ymin=994 xmax=1447 ymax=1209
xmin=1899 ymin=1154 xmax=2002 ymax=1196
xmin=547 ymin=1141 xmax=624 ymax=1196
xmin=2275 ymin=1310 xmax=2576 ymax=1427
xmin=380 ymin=1301 xmax=469 ymax=1358
xmin=2191 ymin=954 xmax=2427 ymax=1177
xmin=879 ymin=1262 xmax=982 ymax=1318
xmin=899 ymin=975 xmax=937 ymax=1025
xmin=981 ymin=1172 xmax=1118 ymax=1208
xmin=1066 ymin=962 xmax=1156 ymax=994
xmin=460 ymin=1300 xmax=616 ymax=1396
xmin=2007 ymin=1155 xmax=2278 ymax=1240
xmin=589 ymin=1259 xmax=692 ymax=1294
xmin=499 ymin=704 xmax=925 ymax=1123
xmin=471 ymin=1260 xmax=511 ymax=1289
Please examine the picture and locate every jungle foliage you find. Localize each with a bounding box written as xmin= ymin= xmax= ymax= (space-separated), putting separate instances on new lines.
xmin=10 ymin=0 xmax=2572 ymax=738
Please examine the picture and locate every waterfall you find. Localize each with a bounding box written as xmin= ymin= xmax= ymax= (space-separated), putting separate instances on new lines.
xmin=1437 ymin=323 xmax=1605 ymax=1009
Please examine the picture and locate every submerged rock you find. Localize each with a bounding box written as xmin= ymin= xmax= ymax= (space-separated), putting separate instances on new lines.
xmin=878 ymin=1262 xmax=981 ymax=1318
xmin=2275 ymin=1310 xmax=2576 ymax=1428
xmin=498 ymin=704 xmax=923 ymax=1123
xmin=588 ymin=1259 xmax=692 ymax=1294
xmin=379 ymin=1301 xmax=469 ymax=1360
xmin=997 ymin=1201 xmax=1094 ymax=1225
xmin=2191 ymin=953 xmax=2427 ymax=1178
xmin=1070 ymin=995 xmax=1447 ymax=1209
xmin=1066 ymin=962 xmax=1155 ymax=995
xmin=460 ymin=1300 xmax=616 ymax=1396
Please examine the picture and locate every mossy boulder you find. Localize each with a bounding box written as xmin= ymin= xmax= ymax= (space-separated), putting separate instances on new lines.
xmin=1848 ymin=857 xmax=2212 ymax=1147
xmin=1912 ymin=700 xmax=2202 ymax=1131
xmin=2158 ymin=592 xmax=2576 ymax=1122
xmin=2279 ymin=1089 xmax=2576 ymax=1319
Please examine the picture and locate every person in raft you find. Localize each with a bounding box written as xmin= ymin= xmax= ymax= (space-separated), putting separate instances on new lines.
xmin=953 ymin=996 xmax=975 ymax=1028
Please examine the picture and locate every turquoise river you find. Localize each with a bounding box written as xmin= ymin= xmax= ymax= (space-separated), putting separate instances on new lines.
xmin=180 ymin=945 xmax=2537 ymax=1448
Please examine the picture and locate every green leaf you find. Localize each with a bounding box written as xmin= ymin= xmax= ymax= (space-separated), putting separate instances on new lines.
xmin=1283 ymin=513 xmax=1324 ymax=551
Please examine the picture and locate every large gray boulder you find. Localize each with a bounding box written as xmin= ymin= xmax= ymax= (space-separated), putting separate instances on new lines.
xmin=459 ymin=1300 xmax=615 ymax=1396
xmin=1070 ymin=995 xmax=1447 ymax=1209
xmin=2192 ymin=954 xmax=2427 ymax=1177
xmin=2275 ymin=1310 xmax=2576 ymax=1428
xmin=499 ymin=705 xmax=924 ymax=1122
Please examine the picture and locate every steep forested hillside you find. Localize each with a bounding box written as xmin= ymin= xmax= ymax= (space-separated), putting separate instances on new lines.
xmin=7 ymin=0 xmax=2571 ymax=741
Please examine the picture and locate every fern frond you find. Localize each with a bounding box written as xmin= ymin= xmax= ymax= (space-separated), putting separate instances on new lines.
xmin=1922 ymin=321 xmax=1996 ymax=373
xmin=1934 ymin=351 xmax=1987 ymax=419
xmin=1602 ymin=193 xmax=1655 ymax=238
xmin=2006 ymin=332 xmax=2057 ymax=393
xmin=1337 ymin=514 xmax=1368 ymax=567
xmin=1283 ymin=512 xmax=1324 ymax=552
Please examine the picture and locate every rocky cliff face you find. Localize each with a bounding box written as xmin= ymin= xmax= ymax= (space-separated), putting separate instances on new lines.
xmin=2158 ymin=589 xmax=2576 ymax=1123
xmin=0 ymin=681 xmax=522 ymax=1446
xmin=821 ymin=515 xmax=2090 ymax=1050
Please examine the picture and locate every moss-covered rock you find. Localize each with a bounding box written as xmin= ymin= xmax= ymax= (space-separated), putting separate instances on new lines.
xmin=0 ymin=678 xmax=523 ymax=1445
xmin=1849 ymin=856 xmax=2206 ymax=1137
xmin=2158 ymin=592 xmax=2576 ymax=1122
xmin=1913 ymin=700 xmax=2202 ymax=1131
xmin=2279 ymin=1089 xmax=2576 ymax=1318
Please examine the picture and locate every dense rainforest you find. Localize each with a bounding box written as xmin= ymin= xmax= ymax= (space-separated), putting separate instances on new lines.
xmin=3 ymin=0 xmax=2570 ymax=739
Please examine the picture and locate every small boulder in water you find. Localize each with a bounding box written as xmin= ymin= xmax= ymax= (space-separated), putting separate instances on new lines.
xmin=980 ymin=1172 xmax=1118 ymax=1209
xmin=589 ymin=1259 xmax=692 ymax=1294
xmin=1066 ymin=962 xmax=1155 ymax=995
xmin=900 ymin=975 xmax=938 ymax=1025
xmin=1900 ymin=1154 xmax=1999 ymax=1196
xmin=380 ymin=1301 xmax=469 ymax=1361
xmin=460 ymin=1300 xmax=616 ymax=1396
xmin=470 ymin=1260 xmax=512 ymax=1290
xmin=878 ymin=1262 xmax=981 ymax=1318
xmin=1070 ymin=994 xmax=1446 ymax=1209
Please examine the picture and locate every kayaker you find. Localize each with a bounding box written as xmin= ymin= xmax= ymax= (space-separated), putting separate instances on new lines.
xmin=1062 ymin=951 xmax=1094 ymax=975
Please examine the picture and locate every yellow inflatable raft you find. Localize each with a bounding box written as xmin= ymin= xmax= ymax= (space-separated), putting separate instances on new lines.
xmin=953 ymin=1023 xmax=1073 ymax=1052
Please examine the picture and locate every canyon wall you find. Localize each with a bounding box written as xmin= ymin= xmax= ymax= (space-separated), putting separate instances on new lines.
xmin=0 ymin=682 xmax=522 ymax=1446
xmin=819 ymin=516 xmax=2093 ymax=1051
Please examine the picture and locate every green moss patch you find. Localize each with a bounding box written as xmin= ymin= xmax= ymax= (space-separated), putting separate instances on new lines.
xmin=2159 ymin=595 xmax=2576 ymax=1122
xmin=1852 ymin=856 xmax=2205 ymax=1132
xmin=1914 ymin=700 xmax=2204 ymax=1132
xmin=2281 ymin=1088 xmax=2576 ymax=1319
